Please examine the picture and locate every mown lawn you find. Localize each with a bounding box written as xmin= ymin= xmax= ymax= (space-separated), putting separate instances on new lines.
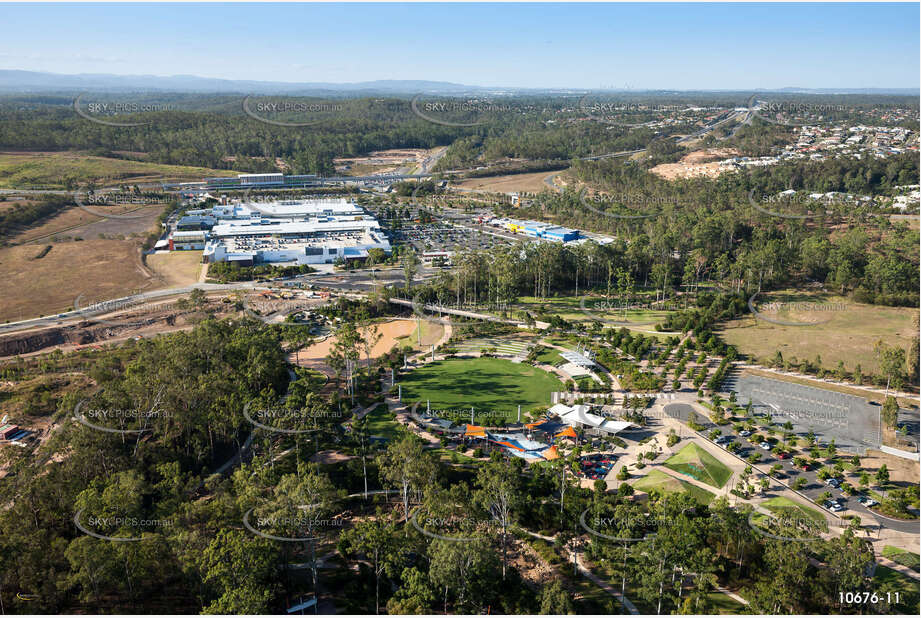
xmin=633 ymin=468 xmax=716 ymax=505
xmin=400 ymin=357 xmax=563 ymax=417
xmin=662 ymin=442 xmax=732 ymax=488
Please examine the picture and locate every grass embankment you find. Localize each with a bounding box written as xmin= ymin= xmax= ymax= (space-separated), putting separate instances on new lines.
xmin=662 ymin=442 xmax=733 ymax=489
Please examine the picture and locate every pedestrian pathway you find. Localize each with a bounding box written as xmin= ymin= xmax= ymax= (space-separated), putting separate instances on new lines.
xmin=574 ymin=551 xmax=640 ymax=614
xmin=716 ymin=585 xmax=750 ymax=605
xmin=517 ymin=528 xmax=639 ymax=614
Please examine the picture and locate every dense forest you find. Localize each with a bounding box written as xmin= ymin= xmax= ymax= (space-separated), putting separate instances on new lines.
xmin=1 ymin=93 xmax=915 ymax=175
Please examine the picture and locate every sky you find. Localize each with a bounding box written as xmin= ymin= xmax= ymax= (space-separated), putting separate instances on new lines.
xmin=1 ymin=2 xmax=918 ymax=89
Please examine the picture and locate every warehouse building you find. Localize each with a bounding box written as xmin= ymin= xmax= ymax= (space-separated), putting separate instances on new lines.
xmin=170 ymin=231 xmax=207 ymax=250
xmin=177 ymin=215 xmax=217 ymax=231
xmin=502 ymin=218 xmax=580 ymax=242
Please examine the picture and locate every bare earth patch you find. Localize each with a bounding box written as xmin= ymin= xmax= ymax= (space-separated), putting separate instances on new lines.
xmin=453 ymin=170 xmax=566 ymax=194
xmin=293 ymin=319 xmax=418 ymax=375
xmin=650 ymin=148 xmax=741 ymax=180
xmin=310 ymin=450 xmax=355 ymax=464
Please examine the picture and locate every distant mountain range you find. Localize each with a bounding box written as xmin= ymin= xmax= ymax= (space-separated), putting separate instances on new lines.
xmin=0 ymin=69 xmax=916 ymax=96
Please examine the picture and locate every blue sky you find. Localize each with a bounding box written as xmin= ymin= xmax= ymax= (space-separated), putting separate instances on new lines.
xmin=1 ymin=2 xmax=918 ymax=89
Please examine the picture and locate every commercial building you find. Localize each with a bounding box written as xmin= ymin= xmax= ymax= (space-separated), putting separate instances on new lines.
xmin=183 ymin=198 xmax=392 ymax=266
xmin=203 ymin=219 xmax=390 ymax=265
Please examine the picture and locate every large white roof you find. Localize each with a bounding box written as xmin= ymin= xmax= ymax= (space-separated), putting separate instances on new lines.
xmin=553 ymin=404 xmax=636 ymax=435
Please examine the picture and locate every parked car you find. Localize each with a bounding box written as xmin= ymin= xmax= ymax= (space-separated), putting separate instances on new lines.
xmin=739 ymin=430 xmax=752 ymax=437
xmin=776 ymin=451 xmax=790 ymax=459
xmin=759 ymin=442 xmax=772 ymax=450
xmin=824 ymin=500 xmax=844 ymax=512
xmin=856 ymin=495 xmax=878 ymax=507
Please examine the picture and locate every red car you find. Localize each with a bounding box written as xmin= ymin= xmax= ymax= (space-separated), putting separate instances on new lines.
xmin=800 ymin=463 xmax=810 ymax=471
xmin=777 ymin=452 xmax=790 ymax=459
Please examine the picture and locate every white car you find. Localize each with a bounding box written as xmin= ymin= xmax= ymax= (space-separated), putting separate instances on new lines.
xmin=758 ymin=442 xmax=772 ymax=450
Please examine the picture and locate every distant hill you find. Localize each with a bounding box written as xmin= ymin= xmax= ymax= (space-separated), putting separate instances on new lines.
xmin=0 ymin=70 xmax=916 ymax=97
xmin=0 ymin=70 xmax=490 ymax=95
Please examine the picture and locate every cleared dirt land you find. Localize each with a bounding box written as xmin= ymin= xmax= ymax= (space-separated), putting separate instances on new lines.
xmin=334 ymin=148 xmax=436 ymax=176
xmin=0 ymin=240 xmax=158 ymax=322
xmin=453 ymin=170 xmax=565 ymax=194
xmin=293 ymin=319 xmax=425 ymax=375
xmin=718 ymin=290 xmax=918 ymax=374
xmin=0 ymin=151 xmax=232 ymax=189
xmin=650 ymin=148 xmax=740 ymax=181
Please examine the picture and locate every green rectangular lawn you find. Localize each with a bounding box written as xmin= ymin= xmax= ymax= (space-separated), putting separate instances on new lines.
xmin=399 ymin=357 xmax=563 ymax=417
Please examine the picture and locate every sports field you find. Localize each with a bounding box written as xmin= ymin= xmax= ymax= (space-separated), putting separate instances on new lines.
xmin=399 ymin=357 xmax=563 ymax=415
xmin=632 ymin=468 xmax=716 ymax=505
xmin=719 ymin=289 xmax=918 ymax=374
xmin=662 ymin=442 xmax=732 ymax=489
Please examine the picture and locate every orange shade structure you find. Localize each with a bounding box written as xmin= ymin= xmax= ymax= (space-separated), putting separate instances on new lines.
xmin=555 ymin=426 xmax=578 ymax=439
xmin=525 ymin=420 xmax=548 ymax=430
xmin=464 ymin=424 xmax=487 ymax=437
xmin=542 ymin=445 xmax=560 ymax=460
